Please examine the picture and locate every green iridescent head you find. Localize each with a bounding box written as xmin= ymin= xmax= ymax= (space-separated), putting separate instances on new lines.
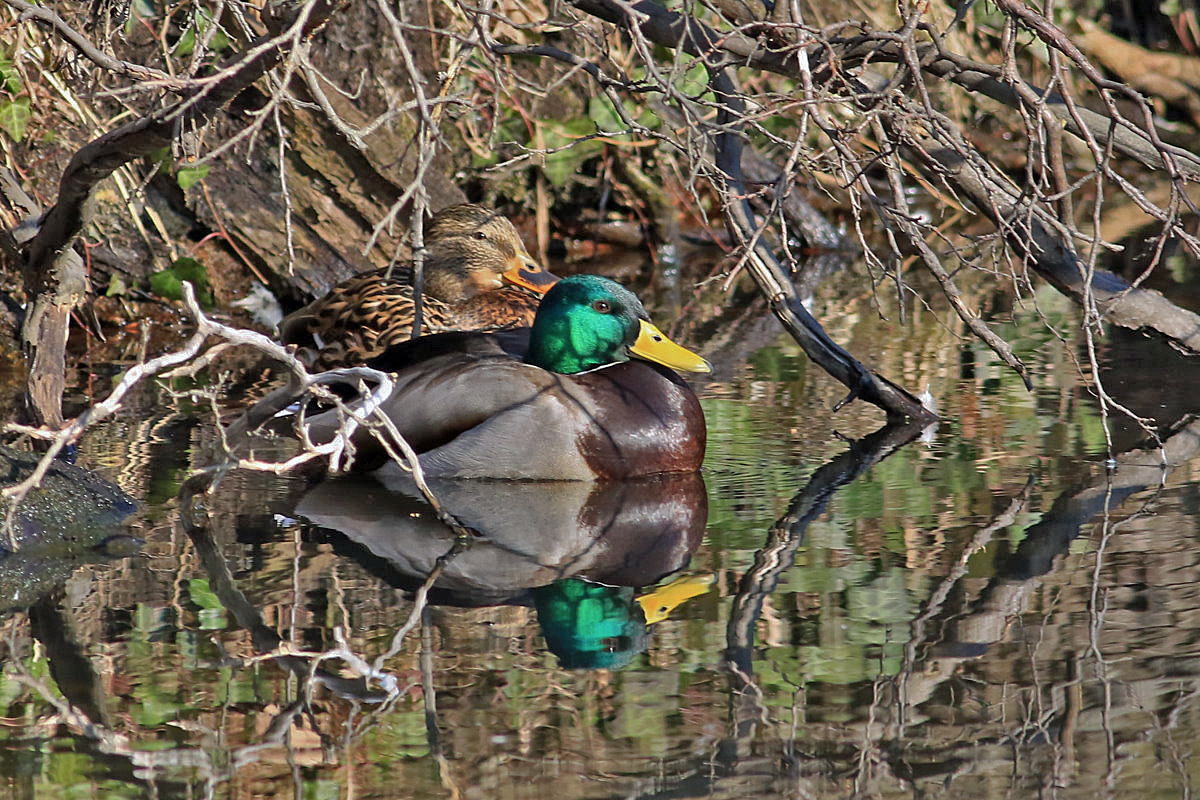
xmin=525 ymin=275 xmax=711 ymax=375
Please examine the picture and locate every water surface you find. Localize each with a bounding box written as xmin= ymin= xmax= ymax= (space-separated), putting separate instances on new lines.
xmin=3 ymin=257 xmax=1200 ymax=800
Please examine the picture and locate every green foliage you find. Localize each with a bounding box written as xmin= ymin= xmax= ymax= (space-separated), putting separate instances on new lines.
xmin=304 ymin=781 xmax=343 ymax=800
xmin=0 ymin=96 xmax=29 ymax=142
xmin=361 ymin=704 xmax=431 ymax=759
xmin=671 ymin=60 xmax=711 ymax=98
xmin=172 ymin=8 xmax=231 ymax=57
xmin=587 ymin=95 xmax=660 ymax=135
xmin=144 ymin=460 xmax=184 ymax=506
xmin=105 ymin=273 xmax=127 ymax=297
xmin=0 ymin=49 xmax=29 ymax=142
xmin=1168 ymin=251 xmax=1195 ymax=284
xmin=187 ymin=578 xmax=227 ymax=630
xmin=477 ymin=79 xmax=666 ymax=189
xmin=214 ymin=665 xmax=264 ymax=706
xmin=150 ymin=145 xmax=172 ymax=171
xmin=128 ymin=0 xmax=159 ymax=27
xmin=176 ymin=162 xmax=210 ymax=190
xmin=539 ymin=117 xmax=602 ymax=187
xmin=149 ymin=257 xmax=214 ymax=307
xmin=605 ymin=673 xmax=675 ymax=754
xmin=0 ymin=56 xmax=21 ymax=94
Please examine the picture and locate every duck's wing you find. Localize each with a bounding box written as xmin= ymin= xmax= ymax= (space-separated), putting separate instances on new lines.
xmin=366 ymin=328 xmax=530 ymax=371
xmin=279 ymin=270 xmax=391 ymax=346
xmin=304 ymin=339 xmax=570 ymax=474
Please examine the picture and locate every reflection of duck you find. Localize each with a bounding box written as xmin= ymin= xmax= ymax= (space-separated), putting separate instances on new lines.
xmin=535 ymin=574 xmax=715 ymax=669
xmin=310 ymin=275 xmax=711 ymax=479
xmin=278 ymin=204 xmax=557 ymax=368
xmin=535 ymin=580 xmax=646 ymax=670
xmin=294 ymin=472 xmax=708 ymax=604
xmin=636 ymin=573 xmax=714 ymax=624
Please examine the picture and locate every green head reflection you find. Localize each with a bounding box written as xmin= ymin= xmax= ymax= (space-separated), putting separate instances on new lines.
xmin=533 ymin=579 xmax=645 ymax=670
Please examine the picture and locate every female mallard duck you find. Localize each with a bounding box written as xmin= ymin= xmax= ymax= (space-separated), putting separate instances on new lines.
xmin=307 ymin=274 xmax=710 ymax=480
xmin=278 ymin=204 xmax=557 ymax=368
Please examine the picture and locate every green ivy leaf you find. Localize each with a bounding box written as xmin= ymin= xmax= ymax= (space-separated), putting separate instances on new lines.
xmin=176 ymin=163 xmax=210 ymax=190
xmin=173 ymin=9 xmax=230 ymax=57
xmin=588 ymin=95 xmax=625 ymax=132
xmin=172 ymin=25 xmax=196 ymax=57
xmin=0 ymin=57 xmax=22 ymax=94
xmin=674 ymin=61 xmax=711 ymax=98
xmin=587 ymin=96 xmax=661 ymax=139
xmin=105 ymin=273 xmax=127 ymax=297
xmin=540 ymin=118 xmax=603 ymax=187
xmin=0 ymin=98 xmax=30 ymax=142
xmin=209 ymin=25 xmax=231 ymax=53
xmin=148 ymin=257 xmax=213 ymax=308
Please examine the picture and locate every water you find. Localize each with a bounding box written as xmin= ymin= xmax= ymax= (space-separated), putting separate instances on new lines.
xmin=3 ymin=260 xmax=1200 ymax=799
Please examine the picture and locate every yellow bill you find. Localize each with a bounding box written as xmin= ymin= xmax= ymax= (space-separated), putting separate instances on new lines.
xmin=630 ymin=319 xmax=712 ymax=373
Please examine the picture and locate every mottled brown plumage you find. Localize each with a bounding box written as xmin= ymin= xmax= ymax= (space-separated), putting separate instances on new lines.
xmin=278 ymin=204 xmax=555 ymax=369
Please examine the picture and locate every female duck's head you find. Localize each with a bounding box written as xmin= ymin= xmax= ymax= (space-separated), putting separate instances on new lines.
xmin=526 ymin=275 xmax=711 ymax=375
xmin=423 ymin=204 xmax=557 ymax=301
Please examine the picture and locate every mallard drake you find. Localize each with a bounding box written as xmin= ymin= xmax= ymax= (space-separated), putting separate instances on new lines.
xmin=307 ymin=274 xmax=711 ymax=480
xmin=278 ymin=204 xmax=557 ymax=368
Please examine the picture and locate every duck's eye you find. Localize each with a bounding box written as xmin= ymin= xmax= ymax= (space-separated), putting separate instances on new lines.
xmin=591 ymin=300 xmax=612 ymax=313
xmin=473 ymin=230 xmax=488 ymax=241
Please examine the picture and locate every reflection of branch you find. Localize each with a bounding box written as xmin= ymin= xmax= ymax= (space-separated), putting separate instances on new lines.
xmin=895 ymin=415 xmax=1200 ymax=716
xmin=724 ymin=421 xmax=930 ymax=681
xmin=3 ymin=610 xmax=345 ymax=792
xmin=892 ymin=477 xmax=1034 ymax=731
xmin=182 ymin=507 xmax=396 ymax=701
xmin=371 ymin=537 xmax=469 ymax=675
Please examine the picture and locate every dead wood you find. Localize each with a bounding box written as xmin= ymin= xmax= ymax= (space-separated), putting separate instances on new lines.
xmin=567 ymin=0 xmax=1200 ymax=368
xmin=570 ymin=0 xmax=1200 ymax=180
xmin=918 ymin=137 xmax=1200 ymax=352
xmin=192 ymin=86 xmax=467 ymax=303
xmin=710 ymin=68 xmax=938 ymax=422
xmin=1077 ymin=20 xmax=1200 ymax=128
xmin=9 ymin=0 xmax=343 ymax=426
